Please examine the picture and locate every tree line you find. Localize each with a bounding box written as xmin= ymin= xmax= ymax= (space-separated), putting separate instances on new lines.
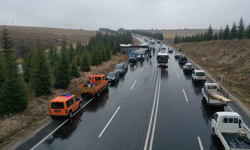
xmin=132 ymin=30 xmax=164 ymax=40
xmin=174 ymin=17 xmax=250 ymax=44
xmin=0 ymin=27 xmax=132 ymax=115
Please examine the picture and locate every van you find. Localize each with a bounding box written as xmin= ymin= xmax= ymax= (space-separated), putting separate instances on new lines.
xmin=192 ymin=70 xmax=206 ymax=82
xmin=49 ymin=94 xmax=83 ymax=119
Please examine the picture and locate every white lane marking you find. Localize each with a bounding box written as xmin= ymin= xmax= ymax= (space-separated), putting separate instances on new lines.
xmin=176 ymin=72 xmax=180 ymax=79
xmin=130 ymin=79 xmax=137 ymax=90
xmin=227 ymin=105 xmax=234 ymax=112
xmin=98 ymin=106 xmax=120 ymax=138
xmin=197 ymin=137 xmax=204 ymax=150
xmin=30 ymin=97 xmax=95 ymax=150
xmin=149 ymin=70 xmax=161 ymax=150
xmin=183 ymin=89 xmax=188 ymax=102
xmin=143 ymin=69 xmax=159 ymax=150
xmin=140 ymin=67 xmax=144 ymax=73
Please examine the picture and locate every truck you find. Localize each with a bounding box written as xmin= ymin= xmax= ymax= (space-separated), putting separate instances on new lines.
xmin=77 ymin=74 xmax=108 ymax=97
xmin=202 ymin=83 xmax=231 ymax=106
xmin=129 ymin=51 xmax=137 ymax=63
xmin=211 ymin=112 xmax=250 ymax=150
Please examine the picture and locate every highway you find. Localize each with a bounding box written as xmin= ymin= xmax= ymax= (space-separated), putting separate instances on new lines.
xmin=15 ymin=36 xmax=250 ymax=150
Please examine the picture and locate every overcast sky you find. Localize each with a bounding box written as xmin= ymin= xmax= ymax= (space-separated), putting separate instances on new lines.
xmin=0 ymin=0 xmax=250 ymax=30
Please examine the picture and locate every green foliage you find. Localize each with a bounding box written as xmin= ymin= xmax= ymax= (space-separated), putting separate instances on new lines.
xmin=207 ymin=24 xmax=213 ymax=41
xmin=81 ymin=51 xmax=91 ymax=72
xmin=245 ymin=23 xmax=250 ymax=39
xmin=0 ymin=51 xmax=6 ymax=88
xmin=230 ymin=22 xmax=237 ymax=39
xmin=174 ymin=34 xmax=178 ymax=44
xmin=69 ymin=43 xmax=75 ymax=63
xmin=71 ymin=61 xmax=80 ymax=78
xmin=23 ymin=46 xmax=34 ymax=83
xmin=223 ymin=25 xmax=230 ymax=40
xmin=237 ymin=17 xmax=245 ymax=39
xmin=0 ymin=26 xmax=28 ymax=114
xmin=76 ymin=55 xmax=81 ymax=66
xmin=50 ymin=46 xmax=58 ymax=67
xmin=53 ymin=61 xmax=59 ymax=78
xmin=213 ymin=32 xmax=218 ymax=40
xmin=30 ymin=40 xmax=51 ymax=96
xmin=48 ymin=42 xmax=54 ymax=66
xmin=54 ymin=38 xmax=70 ymax=89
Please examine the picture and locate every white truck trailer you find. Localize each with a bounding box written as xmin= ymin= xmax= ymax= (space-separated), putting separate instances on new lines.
xmin=212 ymin=112 xmax=250 ymax=150
xmin=202 ymin=83 xmax=231 ymax=106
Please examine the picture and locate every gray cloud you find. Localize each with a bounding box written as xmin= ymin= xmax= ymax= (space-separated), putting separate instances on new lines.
xmin=0 ymin=0 xmax=250 ymax=30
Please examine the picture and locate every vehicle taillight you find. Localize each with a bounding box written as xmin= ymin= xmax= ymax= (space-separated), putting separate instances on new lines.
xmin=205 ymin=77 xmax=206 ymax=80
xmin=194 ymin=77 xmax=196 ymax=80
xmin=65 ymin=109 xmax=67 ymax=113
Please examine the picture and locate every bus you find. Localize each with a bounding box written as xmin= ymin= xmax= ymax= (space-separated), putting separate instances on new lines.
xmin=157 ymin=50 xmax=169 ymax=67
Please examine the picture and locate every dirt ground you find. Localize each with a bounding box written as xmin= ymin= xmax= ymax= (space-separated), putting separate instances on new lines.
xmin=0 ymin=53 xmax=128 ymax=150
xmin=132 ymin=37 xmax=140 ymax=44
xmin=0 ymin=25 xmax=97 ymax=58
xmin=172 ymin=39 xmax=250 ymax=108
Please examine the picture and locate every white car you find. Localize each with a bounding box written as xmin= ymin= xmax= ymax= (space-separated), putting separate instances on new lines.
xmin=183 ymin=63 xmax=194 ymax=72
xmin=192 ymin=70 xmax=206 ymax=82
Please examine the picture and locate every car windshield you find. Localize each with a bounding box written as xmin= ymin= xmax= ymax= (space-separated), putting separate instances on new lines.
xmin=108 ymin=72 xmax=115 ymax=76
xmin=115 ymin=66 xmax=122 ymax=69
xmin=129 ymin=54 xmax=136 ymax=57
xmin=187 ymin=65 xmax=193 ymax=67
xmin=51 ymin=102 xmax=64 ymax=109
xmin=157 ymin=56 xmax=168 ymax=63
xmin=196 ymin=72 xmax=205 ymax=76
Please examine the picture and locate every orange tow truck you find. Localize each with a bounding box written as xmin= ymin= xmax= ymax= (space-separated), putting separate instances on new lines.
xmin=77 ymin=73 xmax=109 ymax=97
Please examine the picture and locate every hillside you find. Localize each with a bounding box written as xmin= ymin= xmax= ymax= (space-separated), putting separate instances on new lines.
xmin=172 ymin=40 xmax=250 ymax=107
xmin=0 ymin=26 xmax=97 ymax=57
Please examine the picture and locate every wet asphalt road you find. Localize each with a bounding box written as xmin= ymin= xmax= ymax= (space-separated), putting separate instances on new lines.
xmin=15 ymin=37 xmax=250 ymax=150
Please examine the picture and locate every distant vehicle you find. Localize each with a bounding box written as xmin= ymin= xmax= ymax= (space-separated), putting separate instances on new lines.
xmin=192 ymin=70 xmax=206 ymax=83
xmin=157 ymin=41 xmax=161 ymax=44
xmin=202 ymin=83 xmax=231 ymax=106
xmin=168 ymin=48 xmax=173 ymax=53
xmin=174 ymin=53 xmax=181 ymax=59
xmin=157 ymin=50 xmax=169 ymax=67
xmin=211 ymin=112 xmax=250 ymax=150
xmin=106 ymin=71 xmax=119 ymax=83
xmin=137 ymin=54 xmax=145 ymax=61
xmin=129 ymin=51 xmax=137 ymax=63
xmin=78 ymin=74 xmax=108 ymax=97
xmin=120 ymin=62 xmax=128 ymax=71
xmin=49 ymin=94 xmax=82 ymax=119
xmin=158 ymin=47 xmax=166 ymax=52
xmin=178 ymin=55 xmax=188 ymax=64
xmin=114 ymin=64 xmax=126 ymax=75
xmin=183 ymin=63 xmax=194 ymax=72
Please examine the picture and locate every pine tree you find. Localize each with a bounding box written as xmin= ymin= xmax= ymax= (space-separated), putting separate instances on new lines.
xmin=219 ymin=27 xmax=223 ymax=39
xmin=48 ymin=42 xmax=54 ymax=66
xmin=106 ymin=47 xmax=111 ymax=60
xmin=0 ymin=26 xmax=28 ymax=114
xmin=23 ymin=46 xmax=34 ymax=83
xmin=207 ymin=24 xmax=213 ymax=41
xmin=91 ymin=48 xmax=99 ymax=66
xmin=213 ymin=32 xmax=218 ymax=40
xmin=237 ymin=17 xmax=245 ymax=39
xmin=174 ymin=34 xmax=178 ymax=44
xmin=81 ymin=51 xmax=91 ymax=72
xmin=0 ymin=51 xmax=6 ymax=88
xmin=223 ymin=25 xmax=230 ymax=40
xmin=102 ymin=49 xmax=108 ymax=62
xmin=230 ymin=22 xmax=237 ymax=39
xmin=69 ymin=43 xmax=75 ymax=63
xmin=71 ymin=61 xmax=80 ymax=78
xmin=54 ymin=38 xmax=70 ymax=89
xmin=53 ymin=61 xmax=59 ymax=78
xmin=245 ymin=23 xmax=250 ymax=39
xmin=50 ymin=47 xmax=58 ymax=67
xmin=76 ymin=55 xmax=81 ymax=66
xmin=30 ymin=40 xmax=51 ymax=96
xmin=203 ymin=32 xmax=207 ymax=41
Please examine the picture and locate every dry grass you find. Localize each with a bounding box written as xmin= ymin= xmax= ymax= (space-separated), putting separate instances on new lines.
xmin=132 ymin=37 xmax=140 ymax=44
xmin=0 ymin=25 xmax=97 ymax=58
xmin=0 ymin=53 xmax=128 ymax=150
xmin=171 ymin=39 xmax=250 ymax=108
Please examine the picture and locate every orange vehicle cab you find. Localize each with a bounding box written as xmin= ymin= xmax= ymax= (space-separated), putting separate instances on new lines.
xmin=49 ymin=94 xmax=83 ymax=118
xmin=77 ymin=74 xmax=108 ymax=97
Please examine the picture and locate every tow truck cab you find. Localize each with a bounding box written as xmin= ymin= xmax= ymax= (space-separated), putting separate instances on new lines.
xmin=129 ymin=51 xmax=137 ymax=63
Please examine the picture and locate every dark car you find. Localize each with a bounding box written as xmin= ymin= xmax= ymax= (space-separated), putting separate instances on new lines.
xmin=174 ymin=53 xmax=181 ymax=59
xmin=168 ymin=48 xmax=173 ymax=53
xmin=120 ymin=62 xmax=128 ymax=71
xmin=178 ymin=56 xmax=188 ymax=64
xmin=106 ymin=72 xmax=119 ymax=83
xmin=114 ymin=64 xmax=126 ymax=75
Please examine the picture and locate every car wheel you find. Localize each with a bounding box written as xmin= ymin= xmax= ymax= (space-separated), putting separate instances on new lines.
xmin=69 ymin=111 xmax=73 ymax=118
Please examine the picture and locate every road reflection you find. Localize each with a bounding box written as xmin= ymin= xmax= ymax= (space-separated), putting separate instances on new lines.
xmin=183 ymin=70 xmax=192 ymax=80
xmin=160 ymin=67 xmax=168 ymax=79
xmin=191 ymin=81 xmax=204 ymax=95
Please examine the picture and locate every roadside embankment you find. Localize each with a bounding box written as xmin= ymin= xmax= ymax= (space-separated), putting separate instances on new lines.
xmin=171 ymin=39 xmax=250 ymax=108
xmin=0 ymin=53 xmax=128 ymax=150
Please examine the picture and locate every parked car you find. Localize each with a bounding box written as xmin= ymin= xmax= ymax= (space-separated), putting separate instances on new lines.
xmin=178 ymin=56 xmax=188 ymax=64
xmin=49 ymin=94 xmax=82 ymax=119
xmin=114 ymin=64 xmax=126 ymax=75
xmin=192 ymin=70 xmax=206 ymax=83
xmin=106 ymin=71 xmax=119 ymax=83
xmin=183 ymin=63 xmax=194 ymax=72
xmin=120 ymin=62 xmax=128 ymax=71
xmin=174 ymin=53 xmax=181 ymax=59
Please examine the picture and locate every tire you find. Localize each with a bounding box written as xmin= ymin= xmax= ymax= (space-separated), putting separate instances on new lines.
xmin=51 ymin=116 xmax=55 ymax=119
xmin=68 ymin=111 xmax=73 ymax=118
xmin=79 ymin=102 xmax=82 ymax=108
